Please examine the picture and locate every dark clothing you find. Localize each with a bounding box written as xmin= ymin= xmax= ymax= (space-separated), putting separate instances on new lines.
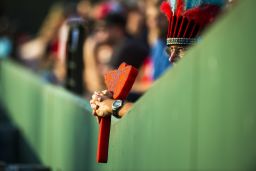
xmin=110 ymin=37 xmax=149 ymax=69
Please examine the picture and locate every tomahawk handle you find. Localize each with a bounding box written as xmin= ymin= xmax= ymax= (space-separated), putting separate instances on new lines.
xmin=97 ymin=116 xmax=111 ymax=163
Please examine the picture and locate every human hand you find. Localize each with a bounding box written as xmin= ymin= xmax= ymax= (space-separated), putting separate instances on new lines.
xmin=90 ymin=90 xmax=113 ymax=119
xmin=92 ymin=98 xmax=114 ymax=117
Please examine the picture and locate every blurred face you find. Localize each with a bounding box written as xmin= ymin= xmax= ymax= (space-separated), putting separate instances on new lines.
xmin=126 ymin=11 xmax=143 ymax=36
xmin=166 ymin=45 xmax=186 ymax=63
xmin=146 ymin=5 xmax=158 ymax=30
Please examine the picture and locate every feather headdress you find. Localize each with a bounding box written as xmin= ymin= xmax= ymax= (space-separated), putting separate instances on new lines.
xmin=160 ymin=0 xmax=222 ymax=45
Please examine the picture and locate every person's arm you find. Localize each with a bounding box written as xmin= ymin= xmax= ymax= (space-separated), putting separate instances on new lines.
xmin=117 ymin=101 xmax=133 ymax=118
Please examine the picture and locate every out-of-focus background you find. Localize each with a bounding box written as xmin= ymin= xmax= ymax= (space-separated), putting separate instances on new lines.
xmin=1 ymin=0 xmax=256 ymax=170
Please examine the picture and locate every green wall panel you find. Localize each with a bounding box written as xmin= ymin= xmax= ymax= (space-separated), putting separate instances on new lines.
xmin=195 ymin=0 xmax=256 ymax=170
xmin=1 ymin=0 xmax=256 ymax=170
xmin=0 ymin=61 xmax=99 ymax=170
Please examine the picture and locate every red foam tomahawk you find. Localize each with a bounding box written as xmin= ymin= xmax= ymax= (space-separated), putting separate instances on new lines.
xmin=97 ymin=62 xmax=138 ymax=163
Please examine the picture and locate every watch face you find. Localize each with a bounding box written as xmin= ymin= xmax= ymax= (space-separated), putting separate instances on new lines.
xmin=114 ymin=100 xmax=122 ymax=107
xmin=113 ymin=100 xmax=123 ymax=110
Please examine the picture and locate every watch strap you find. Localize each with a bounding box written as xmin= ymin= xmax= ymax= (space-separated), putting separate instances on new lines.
xmin=112 ymin=100 xmax=123 ymax=118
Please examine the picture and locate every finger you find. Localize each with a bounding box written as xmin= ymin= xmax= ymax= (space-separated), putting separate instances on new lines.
xmin=94 ymin=91 xmax=100 ymax=95
xmin=91 ymin=103 xmax=97 ymax=109
xmin=92 ymin=109 xmax=97 ymax=115
xmin=96 ymin=109 xmax=104 ymax=117
xmin=92 ymin=95 xmax=102 ymax=101
xmin=90 ymin=99 xmax=96 ymax=104
xmin=95 ymin=91 xmax=103 ymax=96
xmin=97 ymin=116 xmax=101 ymax=124
xmin=102 ymin=90 xmax=108 ymax=94
xmin=97 ymin=117 xmax=100 ymax=124
xmin=94 ymin=100 xmax=101 ymax=106
xmin=92 ymin=94 xmax=98 ymax=100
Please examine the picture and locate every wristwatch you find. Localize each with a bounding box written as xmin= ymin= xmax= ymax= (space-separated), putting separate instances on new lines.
xmin=112 ymin=100 xmax=123 ymax=118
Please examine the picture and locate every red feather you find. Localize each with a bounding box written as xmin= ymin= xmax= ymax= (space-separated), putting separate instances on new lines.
xmin=184 ymin=4 xmax=221 ymax=28
xmin=176 ymin=0 xmax=185 ymax=16
xmin=160 ymin=1 xmax=173 ymax=21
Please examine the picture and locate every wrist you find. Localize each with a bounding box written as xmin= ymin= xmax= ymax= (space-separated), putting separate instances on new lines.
xmin=112 ymin=100 xmax=123 ymax=118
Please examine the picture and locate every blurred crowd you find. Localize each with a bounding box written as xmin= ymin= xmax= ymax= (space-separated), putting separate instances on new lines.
xmin=0 ymin=0 xmax=236 ymax=101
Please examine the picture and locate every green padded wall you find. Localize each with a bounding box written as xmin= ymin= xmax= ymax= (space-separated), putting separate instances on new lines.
xmin=1 ymin=0 xmax=256 ymax=170
xmin=0 ymin=61 xmax=99 ymax=170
